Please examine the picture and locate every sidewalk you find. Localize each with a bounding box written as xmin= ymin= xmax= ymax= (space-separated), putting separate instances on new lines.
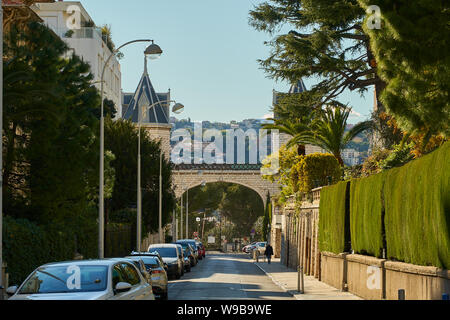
xmin=255 ymin=258 xmax=362 ymax=300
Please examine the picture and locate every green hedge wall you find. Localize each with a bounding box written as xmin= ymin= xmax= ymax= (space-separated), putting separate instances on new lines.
xmin=319 ymin=181 xmax=350 ymax=254
xmin=384 ymin=141 xmax=450 ymax=269
xmin=3 ymin=216 xmax=98 ymax=285
xmin=350 ymin=171 xmax=387 ymax=258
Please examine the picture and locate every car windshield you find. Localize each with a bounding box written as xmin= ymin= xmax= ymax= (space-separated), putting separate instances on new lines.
xmin=178 ymin=241 xmax=197 ymax=251
xmin=126 ymin=256 xmax=159 ymax=269
xmin=149 ymin=247 xmax=177 ymax=258
xmin=19 ymin=265 xmax=108 ymax=294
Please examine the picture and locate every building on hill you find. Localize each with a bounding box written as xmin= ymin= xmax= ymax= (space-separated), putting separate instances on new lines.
xmin=122 ymin=57 xmax=172 ymax=158
xmin=31 ymin=1 xmax=122 ymax=118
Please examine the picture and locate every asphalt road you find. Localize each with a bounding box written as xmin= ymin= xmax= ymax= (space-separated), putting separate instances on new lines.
xmin=168 ymin=252 xmax=294 ymax=300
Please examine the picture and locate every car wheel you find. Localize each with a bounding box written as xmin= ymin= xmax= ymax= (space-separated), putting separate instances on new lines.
xmin=160 ymin=291 xmax=168 ymax=300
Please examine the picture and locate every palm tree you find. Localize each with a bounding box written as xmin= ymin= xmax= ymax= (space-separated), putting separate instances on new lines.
xmin=297 ymin=106 xmax=373 ymax=166
xmin=264 ymin=120 xmax=311 ymax=155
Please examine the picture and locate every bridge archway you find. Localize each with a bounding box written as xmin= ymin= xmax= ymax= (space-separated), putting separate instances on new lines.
xmin=173 ymin=164 xmax=280 ymax=207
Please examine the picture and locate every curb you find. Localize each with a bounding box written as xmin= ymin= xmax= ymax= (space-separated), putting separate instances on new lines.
xmin=254 ymin=262 xmax=301 ymax=300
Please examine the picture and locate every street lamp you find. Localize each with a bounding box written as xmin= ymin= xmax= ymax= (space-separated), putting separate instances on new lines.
xmin=0 ymin=0 xmax=4 ymax=294
xmin=99 ymin=39 xmax=161 ymax=258
xmin=138 ymin=100 xmax=184 ymax=248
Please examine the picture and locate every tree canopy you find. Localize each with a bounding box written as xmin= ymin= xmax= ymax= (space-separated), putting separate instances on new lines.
xmin=359 ymin=0 xmax=449 ymax=138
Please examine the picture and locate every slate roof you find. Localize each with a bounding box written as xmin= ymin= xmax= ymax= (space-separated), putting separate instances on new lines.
xmin=122 ymin=61 xmax=170 ymax=124
xmin=288 ymin=79 xmax=307 ymax=94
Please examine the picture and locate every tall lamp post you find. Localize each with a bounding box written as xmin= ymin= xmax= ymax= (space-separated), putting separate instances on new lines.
xmin=138 ymin=100 xmax=184 ymax=248
xmin=0 ymin=0 xmax=4 ymax=295
xmin=99 ymin=39 xmax=162 ymax=258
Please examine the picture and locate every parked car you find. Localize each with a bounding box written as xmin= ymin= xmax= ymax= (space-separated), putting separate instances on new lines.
xmin=148 ymin=244 xmax=184 ymax=280
xmin=176 ymin=239 xmax=200 ymax=262
xmin=243 ymin=242 xmax=257 ymax=253
xmin=6 ymin=260 xmax=155 ymax=300
xmin=196 ymin=241 xmax=206 ymax=259
xmin=126 ymin=253 xmax=169 ymax=300
xmin=183 ymin=245 xmax=196 ymax=269
xmin=173 ymin=243 xmax=190 ymax=272
xmin=110 ymin=257 xmax=151 ymax=285
xmin=251 ymin=242 xmax=268 ymax=256
xmin=175 ymin=242 xmax=197 ymax=267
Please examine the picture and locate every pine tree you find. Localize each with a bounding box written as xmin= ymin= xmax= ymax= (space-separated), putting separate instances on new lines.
xmin=249 ymin=0 xmax=398 ymax=147
xmin=358 ymin=0 xmax=449 ymax=138
xmin=3 ymin=21 xmax=101 ymax=224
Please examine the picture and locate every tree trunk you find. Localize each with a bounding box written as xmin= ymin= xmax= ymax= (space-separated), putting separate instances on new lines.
xmin=297 ymin=144 xmax=306 ymax=156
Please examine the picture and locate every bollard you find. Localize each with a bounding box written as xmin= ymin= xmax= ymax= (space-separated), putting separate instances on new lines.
xmin=297 ymin=266 xmax=304 ymax=294
xmin=443 ymin=293 xmax=449 ymax=300
xmin=398 ymin=289 xmax=405 ymax=300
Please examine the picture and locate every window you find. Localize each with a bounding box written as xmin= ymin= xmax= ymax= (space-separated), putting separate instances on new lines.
xmin=121 ymin=263 xmax=140 ymax=286
xmin=19 ymin=265 xmax=108 ymax=294
xmin=112 ymin=265 xmax=126 ymax=288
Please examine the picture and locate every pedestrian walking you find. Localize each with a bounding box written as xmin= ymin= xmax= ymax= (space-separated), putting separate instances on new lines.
xmin=264 ymin=243 xmax=274 ymax=264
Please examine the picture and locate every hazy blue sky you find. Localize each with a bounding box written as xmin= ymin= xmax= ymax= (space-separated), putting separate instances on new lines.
xmin=80 ymin=0 xmax=373 ymax=123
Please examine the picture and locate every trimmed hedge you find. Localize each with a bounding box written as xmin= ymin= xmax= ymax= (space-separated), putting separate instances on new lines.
xmin=293 ymin=153 xmax=341 ymax=194
xmin=384 ymin=141 xmax=450 ymax=269
xmin=319 ymin=181 xmax=350 ymax=254
xmin=3 ymin=216 xmax=98 ymax=285
xmin=350 ymin=171 xmax=387 ymax=258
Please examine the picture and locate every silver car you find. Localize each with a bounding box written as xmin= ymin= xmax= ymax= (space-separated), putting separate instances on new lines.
xmin=126 ymin=254 xmax=169 ymax=300
xmin=7 ymin=259 xmax=155 ymax=300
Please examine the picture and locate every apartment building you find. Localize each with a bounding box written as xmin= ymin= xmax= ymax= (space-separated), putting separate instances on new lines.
xmin=31 ymin=1 xmax=122 ymax=118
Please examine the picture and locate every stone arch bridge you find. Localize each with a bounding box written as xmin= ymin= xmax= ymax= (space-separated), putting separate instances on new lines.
xmin=172 ymin=164 xmax=280 ymax=207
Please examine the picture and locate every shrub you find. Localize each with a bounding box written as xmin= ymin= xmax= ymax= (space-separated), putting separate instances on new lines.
xmin=350 ymin=172 xmax=387 ymax=258
xmin=292 ymin=153 xmax=341 ymax=194
xmin=3 ymin=213 xmax=99 ymax=285
xmin=384 ymin=141 xmax=450 ymax=268
xmin=3 ymin=217 xmax=77 ymax=285
xmin=319 ymin=181 xmax=350 ymax=254
xmin=361 ymin=148 xmax=391 ymax=176
xmin=379 ymin=142 xmax=414 ymax=170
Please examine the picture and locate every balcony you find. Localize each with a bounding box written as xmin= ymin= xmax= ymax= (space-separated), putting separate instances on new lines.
xmin=57 ymin=27 xmax=103 ymax=41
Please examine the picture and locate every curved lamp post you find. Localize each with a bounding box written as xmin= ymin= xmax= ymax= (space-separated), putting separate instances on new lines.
xmin=99 ymin=39 xmax=162 ymax=258
xmin=138 ymin=100 xmax=184 ymax=248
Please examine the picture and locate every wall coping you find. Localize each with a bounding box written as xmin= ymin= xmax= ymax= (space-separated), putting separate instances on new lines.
xmin=321 ymin=251 xmax=348 ymax=259
xmin=347 ymin=254 xmax=386 ymax=267
xmin=384 ymin=261 xmax=449 ymax=278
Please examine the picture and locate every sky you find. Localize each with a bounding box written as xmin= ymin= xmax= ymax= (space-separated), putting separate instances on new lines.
xmin=80 ymin=0 xmax=374 ymax=124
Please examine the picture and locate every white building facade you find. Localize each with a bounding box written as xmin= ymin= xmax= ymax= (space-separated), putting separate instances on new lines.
xmin=31 ymin=1 xmax=122 ymax=118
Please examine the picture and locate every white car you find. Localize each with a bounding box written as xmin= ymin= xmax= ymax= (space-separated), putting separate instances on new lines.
xmin=7 ymin=259 xmax=155 ymax=300
xmin=251 ymin=242 xmax=268 ymax=256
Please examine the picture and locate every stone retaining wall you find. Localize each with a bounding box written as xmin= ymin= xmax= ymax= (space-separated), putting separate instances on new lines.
xmin=320 ymin=253 xmax=450 ymax=300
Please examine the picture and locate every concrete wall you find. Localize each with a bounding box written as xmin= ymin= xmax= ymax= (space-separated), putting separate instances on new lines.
xmin=384 ymin=261 xmax=450 ymax=300
xmin=278 ymin=189 xmax=321 ymax=278
xmin=320 ymin=252 xmax=347 ymax=291
xmin=320 ymin=253 xmax=450 ymax=300
xmin=346 ymin=254 xmax=385 ymax=300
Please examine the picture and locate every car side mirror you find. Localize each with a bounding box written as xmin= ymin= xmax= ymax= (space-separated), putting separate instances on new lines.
xmin=115 ymin=282 xmax=132 ymax=294
xmin=6 ymin=286 xmax=18 ymax=296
